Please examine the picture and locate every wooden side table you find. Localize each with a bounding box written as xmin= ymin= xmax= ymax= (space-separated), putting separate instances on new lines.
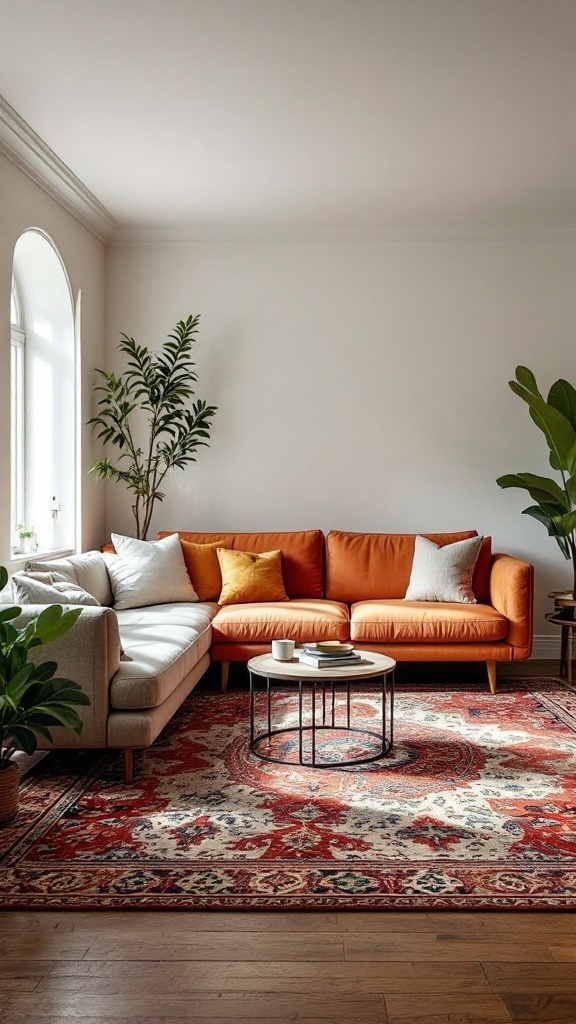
xmin=547 ymin=591 xmax=576 ymax=682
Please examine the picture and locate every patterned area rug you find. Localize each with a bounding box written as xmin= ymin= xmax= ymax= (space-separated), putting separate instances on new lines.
xmin=2 ymin=679 xmax=576 ymax=909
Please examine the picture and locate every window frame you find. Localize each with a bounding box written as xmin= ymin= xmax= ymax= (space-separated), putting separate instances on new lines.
xmin=10 ymin=276 xmax=26 ymax=551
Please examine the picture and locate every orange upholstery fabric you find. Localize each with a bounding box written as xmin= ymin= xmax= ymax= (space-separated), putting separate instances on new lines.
xmin=350 ymin=600 xmax=507 ymax=644
xmin=489 ymin=553 xmax=534 ymax=650
xmin=179 ymin=539 xmax=223 ymax=601
xmin=217 ymin=548 xmax=288 ymax=605
xmin=351 ymin=642 xmax=519 ymax=662
xmin=325 ymin=530 xmax=491 ymax=603
xmin=212 ymin=599 xmax=349 ymax=644
xmin=158 ymin=530 xmax=324 ymax=598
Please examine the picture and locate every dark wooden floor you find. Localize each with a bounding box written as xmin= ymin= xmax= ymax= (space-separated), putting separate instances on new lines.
xmin=1 ymin=661 xmax=572 ymax=1023
xmin=1 ymin=908 xmax=576 ymax=1023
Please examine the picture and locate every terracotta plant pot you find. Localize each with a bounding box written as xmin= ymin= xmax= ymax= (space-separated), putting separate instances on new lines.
xmin=0 ymin=762 xmax=20 ymax=824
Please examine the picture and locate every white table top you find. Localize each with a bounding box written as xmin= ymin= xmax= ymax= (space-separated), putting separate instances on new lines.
xmin=247 ymin=650 xmax=396 ymax=682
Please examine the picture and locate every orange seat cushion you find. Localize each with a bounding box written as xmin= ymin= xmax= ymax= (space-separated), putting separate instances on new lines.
xmin=326 ymin=530 xmax=492 ymax=603
xmin=158 ymin=530 xmax=324 ymax=598
xmin=212 ymin=599 xmax=350 ymax=644
xmin=217 ymin=548 xmax=288 ymax=605
xmin=350 ymin=600 xmax=507 ymax=644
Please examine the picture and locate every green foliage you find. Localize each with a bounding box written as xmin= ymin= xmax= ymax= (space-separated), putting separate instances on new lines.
xmin=497 ymin=366 xmax=576 ymax=592
xmin=88 ymin=315 xmax=217 ymax=540
xmin=0 ymin=571 xmax=89 ymax=763
xmin=15 ymin=524 xmax=35 ymax=541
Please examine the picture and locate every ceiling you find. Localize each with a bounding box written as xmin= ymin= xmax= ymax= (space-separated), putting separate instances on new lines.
xmin=1 ymin=0 xmax=575 ymax=241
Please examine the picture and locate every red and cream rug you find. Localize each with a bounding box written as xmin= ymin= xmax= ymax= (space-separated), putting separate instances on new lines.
xmin=2 ymin=679 xmax=576 ymax=910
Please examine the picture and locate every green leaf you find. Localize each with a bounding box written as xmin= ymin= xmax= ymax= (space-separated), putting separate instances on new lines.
xmin=509 ymin=382 xmax=576 ymax=471
xmin=6 ymin=726 xmax=39 ymax=755
xmin=514 ymin=366 xmax=542 ymax=397
xmin=496 ymin=473 xmax=569 ymax=509
xmin=560 ymin=511 xmax=576 ymax=535
xmin=0 ymin=607 xmax=21 ymax=624
xmin=548 ymin=379 xmax=576 ymax=432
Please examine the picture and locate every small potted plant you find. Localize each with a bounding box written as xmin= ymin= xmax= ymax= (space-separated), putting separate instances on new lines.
xmin=14 ymin=524 xmax=37 ymax=555
xmin=0 ymin=565 xmax=90 ymax=824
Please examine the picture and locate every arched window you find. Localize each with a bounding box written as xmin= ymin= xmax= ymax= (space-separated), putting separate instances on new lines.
xmin=11 ymin=229 xmax=77 ymax=556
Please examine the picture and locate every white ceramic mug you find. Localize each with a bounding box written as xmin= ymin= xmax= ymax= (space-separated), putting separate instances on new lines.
xmin=271 ymin=639 xmax=295 ymax=661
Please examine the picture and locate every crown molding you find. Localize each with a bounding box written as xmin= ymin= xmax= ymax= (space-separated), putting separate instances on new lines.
xmin=0 ymin=95 xmax=118 ymax=243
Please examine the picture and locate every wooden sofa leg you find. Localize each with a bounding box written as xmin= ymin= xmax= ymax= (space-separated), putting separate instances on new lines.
xmin=221 ymin=662 xmax=230 ymax=693
xmin=486 ymin=661 xmax=497 ymax=694
xmin=123 ymin=748 xmax=134 ymax=784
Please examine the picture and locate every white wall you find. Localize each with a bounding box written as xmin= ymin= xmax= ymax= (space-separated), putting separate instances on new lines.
xmin=106 ymin=239 xmax=576 ymax=646
xmin=0 ymin=152 xmax=107 ymax=566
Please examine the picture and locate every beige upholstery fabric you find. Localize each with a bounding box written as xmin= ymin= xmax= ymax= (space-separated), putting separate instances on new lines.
xmin=18 ymin=606 xmax=122 ymax=747
xmin=107 ymin=652 xmax=210 ymax=749
xmin=110 ymin=602 xmax=217 ymax=709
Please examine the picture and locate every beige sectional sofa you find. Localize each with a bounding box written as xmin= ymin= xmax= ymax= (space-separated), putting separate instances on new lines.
xmin=7 ymin=528 xmax=533 ymax=782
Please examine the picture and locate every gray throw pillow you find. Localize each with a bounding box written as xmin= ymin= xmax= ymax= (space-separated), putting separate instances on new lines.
xmin=404 ymin=535 xmax=483 ymax=604
xmin=26 ymin=550 xmax=113 ymax=606
xmin=12 ymin=574 xmax=100 ymax=607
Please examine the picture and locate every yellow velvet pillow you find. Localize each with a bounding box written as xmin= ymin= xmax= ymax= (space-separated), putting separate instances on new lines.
xmin=179 ymin=539 xmax=224 ymax=601
xmin=217 ymin=548 xmax=288 ymax=605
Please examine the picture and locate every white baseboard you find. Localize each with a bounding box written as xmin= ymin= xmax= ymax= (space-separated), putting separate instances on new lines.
xmin=531 ymin=634 xmax=561 ymax=660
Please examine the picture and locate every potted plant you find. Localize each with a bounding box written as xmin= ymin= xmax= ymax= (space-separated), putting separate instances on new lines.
xmin=88 ymin=315 xmax=217 ymax=540
xmin=0 ymin=565 xmax=90 ymax=823
xmin=14 ymin=524 xmax=37 ymax=554
xmin=497 ymin=365 xmax=576 ymax=601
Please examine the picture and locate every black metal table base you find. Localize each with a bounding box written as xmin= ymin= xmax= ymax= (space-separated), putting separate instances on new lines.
xmin=248 ymin=671 xmax=394 ymax=767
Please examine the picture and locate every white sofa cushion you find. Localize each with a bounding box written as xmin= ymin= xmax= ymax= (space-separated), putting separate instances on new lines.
xmin=110 ymin=602 xmax=217 ymax=709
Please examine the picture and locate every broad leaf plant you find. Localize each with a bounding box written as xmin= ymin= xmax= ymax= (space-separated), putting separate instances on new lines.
xmin=497 ymin=366 xmax=576 ymax=596
xmin=0 ymin=566 xmax=89 ymax=765
xmin=88 ymin=315 xmax=217 ymax=540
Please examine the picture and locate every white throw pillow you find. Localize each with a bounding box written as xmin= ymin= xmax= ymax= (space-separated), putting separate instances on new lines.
xmin=12 ymin=574 xmax=100 ymax=606
xmin=404 ymin=535 xmax=483 ymax=604
xmin=105 ymin=532 xmax=199 ymax=610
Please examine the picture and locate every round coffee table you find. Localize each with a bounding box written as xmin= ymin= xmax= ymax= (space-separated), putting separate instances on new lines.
xmin=247 ymin=650 xmax=395 ymax=768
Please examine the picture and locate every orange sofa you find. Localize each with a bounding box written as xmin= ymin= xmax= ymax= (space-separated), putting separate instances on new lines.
xmin=162 ymin=528 xmax=533 ymax=694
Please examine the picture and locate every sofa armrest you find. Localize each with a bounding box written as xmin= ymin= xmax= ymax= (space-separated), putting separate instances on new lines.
xmin=489 ymin=553 xmax=534 ymax=654
xmin=15 ymin=605 xmax=122 ymax=748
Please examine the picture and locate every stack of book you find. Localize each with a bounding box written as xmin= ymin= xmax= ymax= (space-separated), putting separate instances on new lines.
xmin=299 ymin=642 xmax=361 ymax=668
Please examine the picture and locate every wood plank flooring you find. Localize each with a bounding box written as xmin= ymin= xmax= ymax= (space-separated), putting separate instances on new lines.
xmin=2 ymin=663 xmax=573 ymax=1023
xmin=1 ymin=910 xmax=575 ymax=1023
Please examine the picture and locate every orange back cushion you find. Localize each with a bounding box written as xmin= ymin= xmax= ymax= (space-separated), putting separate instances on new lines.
xmin=179 ymin=539 xmax=224 ymax=601
xmin=158 ymin=530 xmax=324 ymax=598
xmin=325 ymin=530 xmax=492 ymax=603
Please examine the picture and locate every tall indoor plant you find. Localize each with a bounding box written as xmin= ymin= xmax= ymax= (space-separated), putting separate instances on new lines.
xmin=497 ymin=365 xmax=576 ymax=597
xmin=88 ymin=315 xmax=217 ymax=540
xmin=0 ymin=566 xmax=90 ymax=823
